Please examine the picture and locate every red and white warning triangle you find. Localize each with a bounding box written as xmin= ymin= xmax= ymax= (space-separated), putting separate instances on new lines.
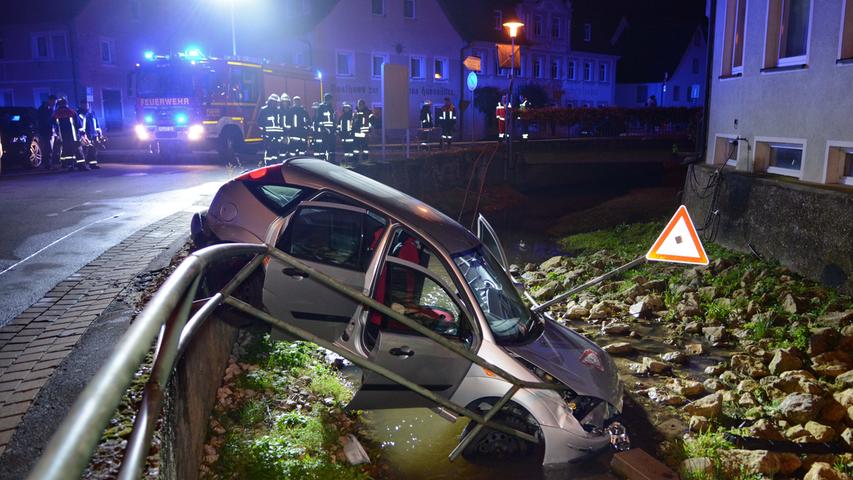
xmin=646 ymin=205 xmax=709 ymax=265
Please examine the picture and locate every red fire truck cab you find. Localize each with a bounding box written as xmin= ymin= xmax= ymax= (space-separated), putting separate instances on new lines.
xmin=132 ymin=49 xmax=320 ymax=160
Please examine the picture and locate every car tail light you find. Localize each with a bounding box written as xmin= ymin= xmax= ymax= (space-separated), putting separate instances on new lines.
xmin=235 ymin=165 xmax=284 ymax=183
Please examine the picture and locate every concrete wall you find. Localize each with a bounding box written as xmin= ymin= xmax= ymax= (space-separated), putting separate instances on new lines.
xmin=683 ymin=164 xmax=853 ymax=293
xmin=706 ymin=0 xmax=853 ymax=186
xmin=161 ymin=316 xmax=237 ymax=480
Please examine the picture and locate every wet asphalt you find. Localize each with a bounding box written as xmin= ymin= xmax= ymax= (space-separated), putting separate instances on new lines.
xmin=0 ymin=161 xmax=230 ymax=328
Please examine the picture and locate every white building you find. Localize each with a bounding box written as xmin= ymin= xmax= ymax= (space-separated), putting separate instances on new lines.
xmin=706 ymin=0 xmax=853 ymax=186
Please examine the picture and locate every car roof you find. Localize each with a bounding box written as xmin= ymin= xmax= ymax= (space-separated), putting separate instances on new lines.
xmin=279 ymin=158 xmax=481 ymax=255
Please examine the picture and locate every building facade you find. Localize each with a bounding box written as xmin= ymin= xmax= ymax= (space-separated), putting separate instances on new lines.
xmin=707 ymin=0 xmax=853 ymax=186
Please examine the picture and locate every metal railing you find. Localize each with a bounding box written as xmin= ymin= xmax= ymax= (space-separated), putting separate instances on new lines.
xmin=28 ymin=242 xmax=566 ymax=480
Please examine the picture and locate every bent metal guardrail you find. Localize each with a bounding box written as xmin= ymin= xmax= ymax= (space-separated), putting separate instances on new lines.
xmin=28 ymin=243 xmax=567 ymax=480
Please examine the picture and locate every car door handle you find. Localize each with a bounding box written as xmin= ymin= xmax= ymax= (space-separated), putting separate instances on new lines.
xmin=389 ymin=346 xmax=414 ymax=358
xmin=282 ymin=267 xmax=308 ymax=278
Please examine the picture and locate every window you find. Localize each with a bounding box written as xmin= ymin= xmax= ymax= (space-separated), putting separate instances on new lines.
xmin=372 ymin=0 xmax=385 ymax=15
xmin=754 ymin=138 xmax=805 ymax=177
xmin=599 ymin=62 xmax=608 ymax=82
xmin=372 ymin=53 xmax=387 ymax=79
xmin=567 ymin=60 xmax=576 ymax=80
xmin=279 ymin=207 xmax=386 ymax=272
xmin=583 ymin=61 xmax=593 ymax=81
xmin=100 ymin=38 xmax=115 ymax=65
xmin=692 ymin=58 xmax=700 ymax=74
xmin=336 ymin=50 xmax=354 ymax=76
xmin=764 ymin=0 xmax=812 ymax=68
xmin=551 ymin=16 xmax=562 ymax=39
xmin=584 ymin=23 xmax=592 ymax=42
xmin=32 ymin=33 xmax=49 ymax=59
xmin=0 ymin=89 xmax=13 ymax=107
xmin=494 ymin=10 xmax=503 ymax=30
xmin=229 ymin=67 xmax=260 ymax=102
xmin=410 ymin=55 xmax=425 ymax=80
xmin=550 ymin=59 xmax=561 ymax=79
xmin=689 ymin=84 xmax=700 ymax=103
xmin=533 ymin=56 xmax=543 ymax=78
xmin=636 ymin=85 xmax=648 ymax=103
xmin=247 ymin=185 xmax=305 ymax=215
xmin=825 ymin=142 xmax=853 ymax=185
xmin=433 ymin=56 xmax=448 ymax=81
xmin=673 ymin=84 xmax=681 ymax=101
xmin=839 ymin=0 xmax=853 ymax=60
xmin=722 ymin=0 xmax=747 ymax=75
xmin=534 ymin=15 xmax=543 ymax=37
xmin=404 ymin=0 xmax=416 ymax=19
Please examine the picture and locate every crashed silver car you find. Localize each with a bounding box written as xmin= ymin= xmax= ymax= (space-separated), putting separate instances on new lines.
xmin=192 ymin=158 xmax=628 ymax=465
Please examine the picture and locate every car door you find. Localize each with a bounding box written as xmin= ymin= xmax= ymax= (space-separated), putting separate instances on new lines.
xmin=348 ymin=228 xmax=476 ymax=410
xmin=477 ymin=214 xmax=509 ymax=271
xmin=263 ymin=201 xmax=387 ymax=342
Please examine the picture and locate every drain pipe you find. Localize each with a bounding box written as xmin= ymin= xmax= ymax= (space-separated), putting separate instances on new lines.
xmin=698 ymin=0 xmax=717 ymax=162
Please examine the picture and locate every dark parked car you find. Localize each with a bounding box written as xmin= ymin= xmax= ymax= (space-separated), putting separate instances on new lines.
xmin=0 ymin=107 xmax=43 ymax=175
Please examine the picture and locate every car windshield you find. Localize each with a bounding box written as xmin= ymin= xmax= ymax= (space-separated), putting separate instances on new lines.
xmin=453 ymin=248 xmax=536 ymax=345
xmin=138 ymin=66 xmax=195 ymax=97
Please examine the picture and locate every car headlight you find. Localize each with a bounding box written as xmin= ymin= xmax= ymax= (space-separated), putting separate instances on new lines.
xmin=187 ymin=124 xmax=204 ymax=141
xmin=134 ymin=124 xmax=150 ymax=141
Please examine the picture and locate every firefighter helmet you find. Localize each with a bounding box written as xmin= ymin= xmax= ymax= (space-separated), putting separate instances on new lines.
xmin=267 ymin=93 xmax=280 ymax=103
xmin=342 ymin=102 xmax=352 ymax=110
xmin=292 ymin=95 xmax=302 ymax=102
xmin=280 ymin=93 xmax=291 ymax=103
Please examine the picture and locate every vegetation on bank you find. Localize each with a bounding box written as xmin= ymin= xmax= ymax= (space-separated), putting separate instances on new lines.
xmin=201 ymin=333 xmax=379 ymax=480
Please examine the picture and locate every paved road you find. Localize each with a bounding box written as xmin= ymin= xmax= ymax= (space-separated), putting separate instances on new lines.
xmin=0 ymin=162 xmax=230 ymax=328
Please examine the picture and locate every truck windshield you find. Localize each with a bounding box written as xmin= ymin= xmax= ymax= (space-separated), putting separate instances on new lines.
xmin=137 ymin=67 xmax=195 ymax=97
xmin=454 ymin=248 xmax=536 ymax=345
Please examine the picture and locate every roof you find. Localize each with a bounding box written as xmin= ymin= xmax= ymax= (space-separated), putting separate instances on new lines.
xmin=0 ymin=0 xmax=90 ymax=25
xmin=280 ymin=158 xmax=481 ymax=255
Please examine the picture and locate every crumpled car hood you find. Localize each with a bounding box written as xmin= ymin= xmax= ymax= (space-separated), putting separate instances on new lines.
xmin=505 ymin=318 xmax=623 ymax=410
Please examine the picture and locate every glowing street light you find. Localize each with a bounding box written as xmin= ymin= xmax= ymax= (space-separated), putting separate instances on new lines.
xmin=502 ymin=19 xmax=524 ymax=164
xmin=216 ymin=0 xmax=244 ymax=57
xmin=503 ymin=20 xmax=524 ymax=38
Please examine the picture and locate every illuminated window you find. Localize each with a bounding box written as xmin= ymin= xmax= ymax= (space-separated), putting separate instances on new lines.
xmin=764 ymin=0 xmax=812 ymax=68
xmin=336 ymin=50 xmax=354 ymax=77
xmin=434 ymin=56 xmax=448 ymax=81
xmin=689 ymin=84 xmax=700 ymax=103
xmin=721 ymin=0 xmax=746 ymax=76
xmin=754 ymin=138 xmax=805 ymax=177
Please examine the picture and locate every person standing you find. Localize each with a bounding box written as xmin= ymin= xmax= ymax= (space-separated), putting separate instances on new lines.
xmin=438 ymin=97 xmax=457 ymax=149
xmin=314 ymin=93 xmax=336 ymax=163
xmin=279 ymin=93 xmax=293 ymax=159
xmin=37 ymin=95 xmax=57 ymax=170
xmin=77 ymin=99 xmax=102 ymax=169
xmin=495 ymin=96 xmax=507 ymax=142
xmin=257 ymin=94 xmax=282 ymax=165
xmin=288 ymin=96 xmax=311 ymax=156
xmin=52 ymin=98 xmax=85 ymax=170
xmin=353 ymin=99 xmax=372 ymax=163
xmin=517 ymin=95 xmax=530 ymax=141
xmin=338 ymin=102 xmax=355 ymax=166
xmin=418 ymin=100 xmax=433 ymax=149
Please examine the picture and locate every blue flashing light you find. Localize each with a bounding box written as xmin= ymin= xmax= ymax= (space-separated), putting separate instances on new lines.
xmin=143 ymin=50 xmax=155 ymax=61
xmin=144 ymin=114 xmax=154 ymax=124
xmin=175 ymin=113 xmax=189 ymax=125
xmin=316 ymin=70 xmax=322 ymax=80
xmin=184 ymin=47 xmax=203 ymax=59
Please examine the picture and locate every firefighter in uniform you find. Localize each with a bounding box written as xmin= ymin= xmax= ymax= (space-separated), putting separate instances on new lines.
xmin=418 ymin=100 xmax=433 ymax=149
xmin=517 ymin=95 xmax=530 ymax=141
xmin=353 ymin=99 xmax=372 ymax=163
xmin=309 ymin=101 xmax=319 ymax=153
xmin=257 ymin=94 xmax=282 ymax=165
xmin=438 ymin=97 xmax=457 ymax=149
xmin=314 ymin=93 xmax=336 ymax=163
xmin=53 ymin=98 xmax=85 ymax=170
xmin=495 ymin=96 xmax=507 ymax=142
xmin=279 ymin=93 xmax=292 ymax=159
xmin=288 ymin=96 xmax=311 ymax=156
xmin=77 ymin=99 xmax=102 ymax=169
xmin=338 ymin=102 xmax=355 ymax=166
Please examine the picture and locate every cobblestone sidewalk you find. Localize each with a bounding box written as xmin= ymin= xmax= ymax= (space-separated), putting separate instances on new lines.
xmin=0 ymin=212 xmax=191 ymax=457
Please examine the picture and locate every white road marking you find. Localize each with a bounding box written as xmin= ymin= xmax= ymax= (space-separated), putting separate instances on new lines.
xmin=61 ymin=201 xmax=92 ymax=213
xmin=0 ymin=214 xmax=122 ymax=277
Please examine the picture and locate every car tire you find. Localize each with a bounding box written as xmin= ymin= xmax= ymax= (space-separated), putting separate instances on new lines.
xmin=29 ymin=139 xmax=43 ymax=169
xmin=460 ymin=402 xmax=542 ymax=461
xmin=218 ymin=128 xmax=243 ymax=164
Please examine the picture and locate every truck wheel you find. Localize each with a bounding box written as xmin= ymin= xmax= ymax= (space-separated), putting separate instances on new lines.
xmin=218 ymin=129 xmax=243 ymax=164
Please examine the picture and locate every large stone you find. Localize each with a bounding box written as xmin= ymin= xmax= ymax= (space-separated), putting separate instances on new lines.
xmin=803 ymin=461 xmax=850 ymax=480
xmin=603 ymin=342 xmax=635 ymax=356
xmin=834 ymin=388 xmax=853 ymax=408
xmin=647 ymin=387 xmax=686 ymax=406
xmin=781 ymin=293 xmax=800 ymax=314
xmin=812 ymin=351 xmax=853 ymax=378
xmin=661 ymin=351 xmax=688 ymax=364
xmin=685 ymin=343 xmax=704 ymax=356
xmin=539 ymin=255 xmax=564 ymax=272
xmin=748 ymin=419 xmax=785 ymax=441
xmin=629 ymin=294 xmax=663 ymax=318
xmin=731 ymin=354 xmax=770 ymax=379
xmin=805 ymin=421 xmax=836 ymax=442
xmin=677 ymin=299 xmax=701 ymax=318
xmin=643 ymin=279 xmax=667 ymax=292
xmin=820 ymin=399 xmax=847 ymax=423
xmin=779 ymin=393 xmax=824 ymax=424
xmin=667 ymin=378 xmax=706 ymax=397
xmin=589 ymin=300 xmax=621 ymax=320
xmin=837 ymin=370 xmax=853 ymax=388
xmin=642 ymin=357 xmax=670 ymax=375
xmin=688 ymin=415 xmax=709 ymax=432
xmin=681 ymin=457 xmax=714 ymax=479
xmin=683 ymin=392 xmax=722 ymax=418
xmin=531 ymin=281 xmax=559 ymax=301
xmin=702 ymin=326 xmax=726 ymax=343
xmin=602 ymin=322 xmax=631 ymax=335
xmin=810 ymin=327 xmax=841 ymax=356
xmin=842 ymin=428 xmax=853 ymax=450
xmin=771 ymin=452 xmax=803 ymax=475
xmin=720 ymin=449 xmax=780 ymax=476
xmin=817 ymin=310 xmax=853 ymax=329
xmin=770 ymin=349 xmax=803 ymax=375
xmin=564 ymin=304 xmax=590 ymax=320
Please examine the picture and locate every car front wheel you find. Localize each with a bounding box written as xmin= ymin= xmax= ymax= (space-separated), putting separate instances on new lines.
xmin=29 ymin=139 xmax=42 ymax=168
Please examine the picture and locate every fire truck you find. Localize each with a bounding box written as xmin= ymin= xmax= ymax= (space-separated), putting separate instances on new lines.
xmin=132 ymin=48 xmax=321 ymax=160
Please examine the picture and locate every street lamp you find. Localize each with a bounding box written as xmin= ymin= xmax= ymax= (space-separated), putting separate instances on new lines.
xmin=503 ymin=19 xmax=523 ymax=170
xmin=215 ymin=0 xmax=242 ymax=57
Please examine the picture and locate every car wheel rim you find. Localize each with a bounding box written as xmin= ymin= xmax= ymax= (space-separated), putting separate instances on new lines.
xmin=30 ymin=142 xmax=42 ymax=168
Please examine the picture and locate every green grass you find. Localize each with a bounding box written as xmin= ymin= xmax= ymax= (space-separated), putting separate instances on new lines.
xmin=559 ymin=222 xmax=662 ymax=259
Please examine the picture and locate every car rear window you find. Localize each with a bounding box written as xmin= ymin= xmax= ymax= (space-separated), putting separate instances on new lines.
xmin=246 ymin=184 xmax=308 ymax=216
